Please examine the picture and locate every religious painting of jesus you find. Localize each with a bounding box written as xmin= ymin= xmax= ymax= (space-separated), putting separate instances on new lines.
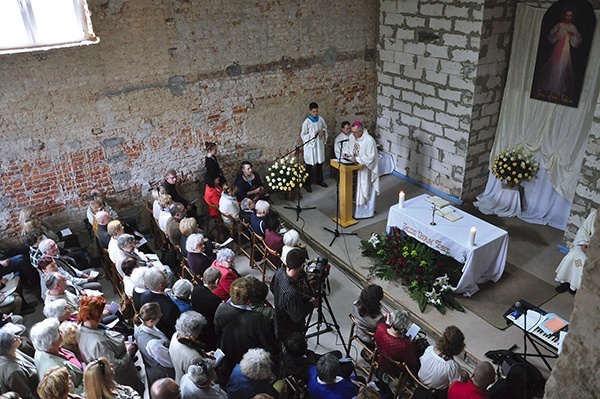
xmin=530 ymin=0 xmax=596 ymax=108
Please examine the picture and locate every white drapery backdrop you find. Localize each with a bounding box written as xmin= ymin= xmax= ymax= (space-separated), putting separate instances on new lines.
xmin=475 ymin=4 xmax=600 ymax=230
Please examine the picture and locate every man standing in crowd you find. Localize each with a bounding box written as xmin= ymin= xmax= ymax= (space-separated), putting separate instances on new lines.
xmin=345 ymin=121 xmax=379 ymax=219
xmin=161 ymin=169 xmax=197 ymax=218
xmin=301 ymin=102 xmax=328 ymax=192
xmin=270 ymin=248 xmax=318 ymax=341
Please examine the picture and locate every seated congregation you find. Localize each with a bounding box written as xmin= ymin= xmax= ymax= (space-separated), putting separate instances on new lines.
xmin=1 ymin=153 xmax=498 ymax=399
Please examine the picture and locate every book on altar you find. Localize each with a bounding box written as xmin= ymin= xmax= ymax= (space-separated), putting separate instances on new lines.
xmin=435 ymin=207 xmax=463 ymax=222
xmin=540 ymin=314 xmax=568 ymax=334
xmin=426 ymin=196 xmax=450 ymax=208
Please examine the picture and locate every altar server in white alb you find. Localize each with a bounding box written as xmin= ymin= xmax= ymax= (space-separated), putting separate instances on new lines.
xmin=555 ymin=207 xmax=598 ymax=293
xmin=346 ymin=121 xmax=379 ymax=219
xmin=300 ymin=102 xmax=328 ymax=192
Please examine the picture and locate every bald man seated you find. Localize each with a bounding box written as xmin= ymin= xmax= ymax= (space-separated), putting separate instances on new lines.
xmin=151 ymin=377 xmax=180 ymax=399
xmin=448 ymin=361 xmax=495 ymax=399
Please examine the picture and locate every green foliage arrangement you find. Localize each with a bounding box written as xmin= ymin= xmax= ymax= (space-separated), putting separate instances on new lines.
xmin=361 ymin=228 xmax=465 ymax=314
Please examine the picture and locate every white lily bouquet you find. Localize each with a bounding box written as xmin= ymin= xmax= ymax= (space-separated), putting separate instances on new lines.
xmin=265 ymin=156 xmax=309 ymax=192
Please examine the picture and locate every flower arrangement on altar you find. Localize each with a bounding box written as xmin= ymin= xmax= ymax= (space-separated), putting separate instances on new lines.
xmin=491 ymin=146 xmax=539 ymax=185
xmin=265 ymin=156 xmax=309 ymax=192
xmin=361 ymin=228 xmax=464 ymax=314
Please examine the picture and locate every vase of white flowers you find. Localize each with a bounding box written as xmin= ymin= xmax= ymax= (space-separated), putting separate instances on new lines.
xmin=491 ymin=146 xmax=539 ymax=186
xmin=265 ymin=156 xmax=309 ymax=200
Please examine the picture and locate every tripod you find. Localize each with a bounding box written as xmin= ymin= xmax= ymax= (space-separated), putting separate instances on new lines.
xmin=305 ymin=271 xmax=348 ymax=354
xmin=283 ymin=136 xmax=319 ymax=221
xmin=324 ymin=140 xmax=356 ymax=246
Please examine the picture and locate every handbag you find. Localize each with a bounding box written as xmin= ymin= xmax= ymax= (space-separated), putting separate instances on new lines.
xmin=120 ymin=294 xmax=135 ymax=320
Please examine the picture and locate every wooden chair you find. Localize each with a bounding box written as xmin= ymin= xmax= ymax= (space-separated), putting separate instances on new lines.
xmin=219 ymin=211 xmax=239 ymax=253
xmin=252 ymin=234 xmax=270 ymax=282
xmin=284 ymin=375 xmax=308 ymax=399
xmin=238 ymin=219 xmax=256 ymax=262
xmin=205 ymin=203 xmax=223 ymax=241
xmin=346 ymin=313 xmax=376 ymax=376
xmin=145 ymin=199 xmax=170 ymax=254
xmin=175 ymin=244 xmax=200 ymax=285
xmin=401 ymin=361 xmax=436 ymax=399
xmin=368 ymin=348 xmax=409 ymax=399
xmin=100 ymin=247 xmax=121 ymax=295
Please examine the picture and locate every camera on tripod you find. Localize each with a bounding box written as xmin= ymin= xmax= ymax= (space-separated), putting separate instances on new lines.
xmin=305 ymin=256 xmax=330 ymax=279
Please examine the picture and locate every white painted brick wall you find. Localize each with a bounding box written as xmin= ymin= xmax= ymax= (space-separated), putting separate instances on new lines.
xmin=403 ymin=43 xmax=427 ymax=56
xmin=421 ymin=119 xmax=444 ymax=135
xmin=395 ymin=52 xmax=416 ymax=66
xmin=382 ymin=61 xmax=402 ymax=75
xmin=386 ymin=13 xmax=405 ymax=26
xmin=442 ymin=33 xmax=469 ymax=48
xmin=406 ymin=17 xmax=427 ymax=28
xmin=439 ymin=60 xmax=464 ymax=75
xmin=437 ymin=89 xmax=463 ymax=102
xmin=424 ymin=70 xmax=449 ymax=85
xmin=402 ymin=91 xmax=424 ymax=105
xmin=393 ymin=76 xmax=415 ymax=90
xmin=416 ymin=56 xmax=440 ymax=71
xmin=403 ymin=65 xmax=424 ymax=79
xmin=429 ymin=18 xmax=453 ymax=31
xmin=444 ymin=128 xmax=467 ymax=142
xmin=436 ymin=112 xmax=460 ymax=129
xmin=426 ymin=44 xmax=450 ymax=59
xmin=423 ymin=96 xmax=446 ymax=111
xmin=448 ymin=75 xmax=474 ymax=91
xmin=381 ymin=1 xmax=398 ymax=13
xmin=414 ymin=106 xmax=435 ymax=120
xmin=399 ymin=2 xmax=420 ymax=14
xmin=454 ymin=20 xmax=482 ymax=34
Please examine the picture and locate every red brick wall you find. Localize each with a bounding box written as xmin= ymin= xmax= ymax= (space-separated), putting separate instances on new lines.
xmin=0 ymin=0 xmax=378 ymax=243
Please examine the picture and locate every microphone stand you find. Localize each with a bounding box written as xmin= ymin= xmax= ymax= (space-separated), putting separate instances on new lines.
xmin=282 ymin=135 xmax=319 ymax=221
xmin=324 ymin=140 xmax=356 ymax=246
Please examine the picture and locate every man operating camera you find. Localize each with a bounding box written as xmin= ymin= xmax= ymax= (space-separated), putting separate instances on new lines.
xmin=270 ymin=248 xmax=319 ymax=341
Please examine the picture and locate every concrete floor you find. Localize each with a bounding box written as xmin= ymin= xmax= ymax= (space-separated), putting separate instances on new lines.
xmin=17 ymin=172 xmax=575 ymax=386
xmin=269 ymin=172 xmax=576 ymax=378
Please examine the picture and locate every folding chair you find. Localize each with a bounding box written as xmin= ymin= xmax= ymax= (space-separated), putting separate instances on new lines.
xmin=368 ymin=349 xmax=409 ymax=399
xmin=145 ymin=199 xmax=170 ymax=254
xmin=401 ymin=361 xmax=437 ymax=399
xmin=347 ymin=313 xmax=376 ymax=376
xmin=284 ymin=375 xmax=308 ymax=399
xmin=238 ymin=219 xmax=255 ymax=262
xmin=219 ymin=211 xmax=239 ymax=253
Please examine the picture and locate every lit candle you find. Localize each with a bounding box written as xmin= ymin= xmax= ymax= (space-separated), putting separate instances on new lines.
xmin=398 ymin=191 xmax=405 ymax=209
xmin=469 ymin=227 xmax=477 ymax=246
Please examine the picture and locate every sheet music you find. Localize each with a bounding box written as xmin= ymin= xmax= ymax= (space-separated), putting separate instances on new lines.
xmin=406 ymin=323 xmax=421 ymax=340
xmin=514 ymin=310 xmax=547 ymax=332
xmin=60 ymin=228 xmax=73 ymax=237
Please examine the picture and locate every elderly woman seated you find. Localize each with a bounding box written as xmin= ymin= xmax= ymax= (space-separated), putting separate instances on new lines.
xmin=227 ymin=348 xmax=280 ymax=399
xmin=37 ymin=365 xmax=83 ymax=399
xmin=186 ymin=233 xmax=215 ymax=279
xmin=77 ymin=296 xmax=145 ymax=395
xmin=169 ymin=311 xmax=210 ymax=383
xmin=374 ymin=308 xmax=420 ymax=376
xmin=157 ymin=194 xmax=174 ymax=234
xmin=131 ymin=268 xmax=149 ymax=311
xmin=30 ymin=318 xmax=84 ymax=393
xmin=134 ymin=302 xmax=175 ymax=389
xmin=84 ymin=357 xmax=142 ymax=399
xmin=180 ymin=358 xmax=227 ymax=399
xmin=280 ymin=229 xmax=308 ymax=263
xmin=37 ymin=257 xmax=99 ymax=300
xmin=171 ymin=279 xmax=193 ymax=313
xmin=211 ymin=248 xmax=240 ymax=301
xmin=0 ymin=331 xmax=38 ymax=399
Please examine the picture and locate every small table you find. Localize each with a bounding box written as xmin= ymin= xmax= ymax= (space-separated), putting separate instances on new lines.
xmin=386 ymin=194 xmax=509 ymax=296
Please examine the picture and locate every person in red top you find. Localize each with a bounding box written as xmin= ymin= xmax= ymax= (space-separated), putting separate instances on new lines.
xmin=373 ymin=308 xmax=419 ymax=376
xmin=204 ymin=176 xmax=223 ymax=218
xmin=211 ymin=248 xmax=240 ymax=300
xmin=448 ymin=361 xmax=495 ymax=399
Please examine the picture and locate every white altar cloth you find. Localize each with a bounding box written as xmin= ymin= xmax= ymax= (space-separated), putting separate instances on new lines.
xmin=386 ymin=194 xmax=509 ymax=296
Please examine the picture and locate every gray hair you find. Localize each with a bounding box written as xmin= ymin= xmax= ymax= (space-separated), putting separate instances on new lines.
xmin=30 ymin=318 xmax=61 ymax=352
xmin=283 ymin=229 xmax=301 ymax=247
xmin=390 ymin=308 xmax=411 ymax=333
xmin=45 ymin=272 xmax=64 ymax=290
xmin=316 ymin=353 xmax=340 ymax=383
xmin=131 ymin=267 xmax=148 ymax=289
xmin=172 ymin=279 xmax=193 ymax=299
xmin=255 ymin=200 xmax=270 ymax=214
xmin=186 ymin=233 xmax=205 ymax=254
xmin=239 ymin=348 xmax=274 ymax=381
xmin=215 ymin=247 xmax=235 ymax=263
xmin=187 ymin=358 xmax=214 ymax=386
xmin=39 ymin=238 xmax=55 ymax=253
xmin=0 ymin=332 xmax=17 ymax=356
xmin=175 ymin=311 xmax=207 ymax=338
xmin=43 ymin=299 xmax=68 ymax=319
xmin=117 ymin=234 xmax=136 ymax=251
xmin=144 ymin=267 xmax=167 ymax=291
xmin=203 ymin=267 xmax=221 ymax=285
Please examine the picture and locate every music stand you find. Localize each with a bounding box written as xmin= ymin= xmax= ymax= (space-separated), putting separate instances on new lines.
xmin=324 ymin=140 xmax=356 ymax=246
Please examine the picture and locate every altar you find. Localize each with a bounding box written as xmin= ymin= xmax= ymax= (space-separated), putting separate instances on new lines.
xmin=386 ymin=194 xmax=509 ymax=296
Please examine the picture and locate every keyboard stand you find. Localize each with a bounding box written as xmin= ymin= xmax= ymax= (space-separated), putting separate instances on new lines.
xmin=503 ymin=299 xmax=565 ymax=372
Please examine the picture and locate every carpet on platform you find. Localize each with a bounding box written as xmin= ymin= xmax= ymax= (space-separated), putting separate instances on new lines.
xmin=353 ymin=220 xmax=558 ymax=330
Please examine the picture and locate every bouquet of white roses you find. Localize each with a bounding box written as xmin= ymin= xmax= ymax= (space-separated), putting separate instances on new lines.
xmin=265 ymin=156 xmax=309 ymax=192
xmin=491 ymin=146 xmax=539 ymax=184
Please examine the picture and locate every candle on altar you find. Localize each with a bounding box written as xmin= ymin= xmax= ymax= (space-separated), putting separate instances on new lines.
xmin=398 ymin=191 xmax=405 ymax=209
xmin=469 ymin=227 xmax=477 ymax=246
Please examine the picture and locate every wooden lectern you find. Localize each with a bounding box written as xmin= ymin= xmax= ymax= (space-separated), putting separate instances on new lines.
xmin=330 ymin=160 xmax=362 ymax=227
